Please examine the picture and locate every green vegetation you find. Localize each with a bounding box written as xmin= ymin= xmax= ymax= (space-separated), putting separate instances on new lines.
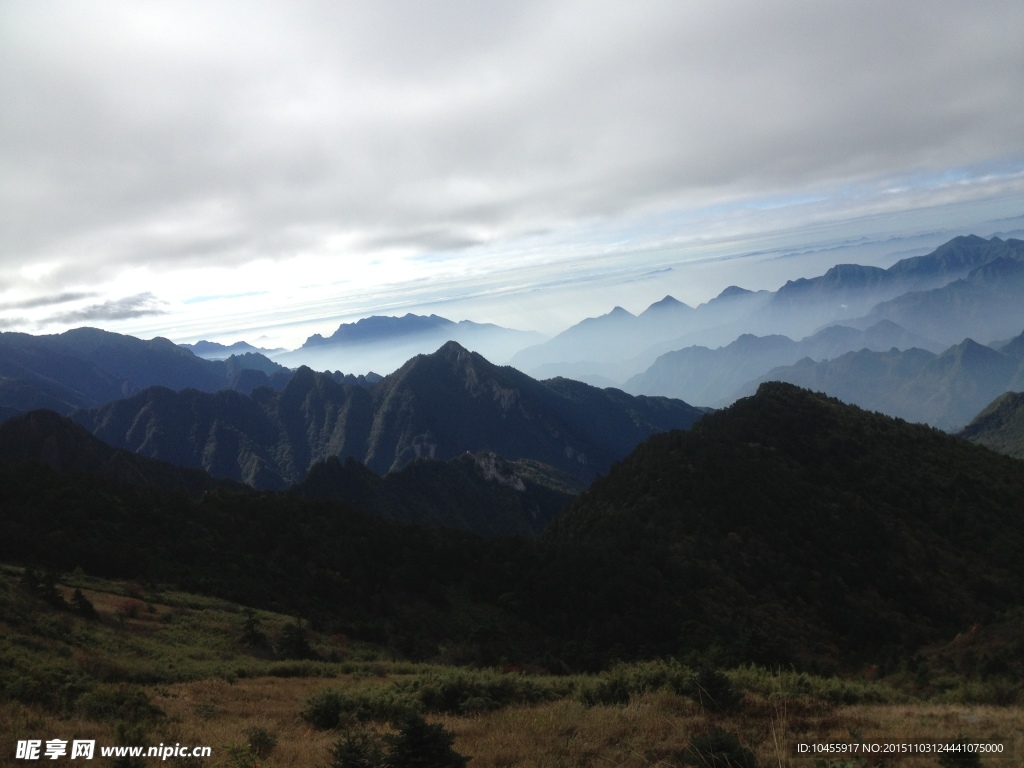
xmin=959 ymin=390 xmax=1024 ymax=458
xmin=1 ymin=565 xmax=1021 ymax=766
xmin=4 ymin=384 xmax=1024 ymax=674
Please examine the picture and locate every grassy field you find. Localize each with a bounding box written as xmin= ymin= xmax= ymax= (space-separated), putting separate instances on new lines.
xmin=1 ymin=565 xmax=1020 ymax=767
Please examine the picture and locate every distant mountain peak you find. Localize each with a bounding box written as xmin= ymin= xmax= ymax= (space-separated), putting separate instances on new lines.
xmin=715 ymin=285 xmax=754 ymax=299
xmin=639 ymin=295 xmax=694 ymax=318
xmin=301 ymin=313 xmax=456 ymax=348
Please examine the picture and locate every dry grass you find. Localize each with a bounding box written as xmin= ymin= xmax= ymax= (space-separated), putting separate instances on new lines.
xmin=7 ymin=676 xmax=1020 ymax=768
xmin=3 ymin=569 xmax=1020 ymax=767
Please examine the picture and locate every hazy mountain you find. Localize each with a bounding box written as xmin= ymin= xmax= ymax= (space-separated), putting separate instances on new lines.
xmin=509 ymin=291 xmax=768 ymax=379
xmin=275 ymin=313 xmax=547 ymax=375
xmin=765 ymin=235 xmax=1021 ymax=319
xmin=858 ymin=256 xmax=1024 ymax=345
xmin=72 ymin=341 xmax=705 ymax=488
xmin=0 ymin=327 xmax=292 ymax=418
xmin=626 ymin=320 xmax=943 ymax=406
xmin=510 ymin=235 xmax=1023 ymax=384
xmin=0 ymin=409 xmax=235 ymax=495
xmin=958 ymin=390 xmax=1024 ymax=459
xmin=524 ymin=382 xmax=1024 ymax=666
xmin=181 ymin=339 xmax=286 ymax=360
xmin=295 ymin=451 xmax=577 ymax=538
xmin=735 ymin=331 xmax=1024 ymax=430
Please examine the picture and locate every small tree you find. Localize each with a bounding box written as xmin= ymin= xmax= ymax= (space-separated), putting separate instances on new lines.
xmin=384 ymin=713 xmax=470 ymax=768
xmin=71 ymin=588 xmax=98 ymax=619
xmin=240 ymin=608 xmax=270 ymax=650
xmin=276 ymin=619 xmax=315 ymax=660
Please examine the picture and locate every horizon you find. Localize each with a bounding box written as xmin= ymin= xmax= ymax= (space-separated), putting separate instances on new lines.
xmin=2 ymin=2 xmax=1023 ymax=348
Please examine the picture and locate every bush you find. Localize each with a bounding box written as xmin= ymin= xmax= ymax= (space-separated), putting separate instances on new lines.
xmin=71 ymin=588 xmax=98 ymax=619
xmin=415 ymin=669 xmax=553 ymax=714
xmin=245 ymin=726 xmax=277 ymax=760
xmin=385 ymin=713 xmax=469 ymax=768
xmin=324 ymin=728 xmax=385 ymax=768
xmin=683 ymin=728 xmax=758 ymax=768
xmin=322 ymin=714 xmax=468 ymax=768
xmin=576 ymin=659 xmax=692 ymax=706
xmin=303 ymin=688 xmax=419 ymax=729
xmin=689 ymin=667 xmax=742 ymax=713
xmin=76 ymin=684 xmax=162 ymax=723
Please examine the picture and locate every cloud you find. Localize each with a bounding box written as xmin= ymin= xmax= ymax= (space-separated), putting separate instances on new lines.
xmin=49 ymin=293 xmax=166 ymax=324
xmin=1 ymin=1 xmax=1023 ymax=339
xmin=0 ymin=291 xmax=97 ymax=310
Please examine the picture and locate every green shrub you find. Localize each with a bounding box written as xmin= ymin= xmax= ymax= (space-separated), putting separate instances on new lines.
xmin=689 ymin=667 xmax=742 ymax=713
xmin=71 ymin=588 xmax=98 ymax=618
xmin=76 ymin=684 xmax=162 ymax=723
xmin=324 ymin=727 xmax=386 ymax=768
xmin=414 ymin=669 xmax=553 ymax=714
xmin=303 ymin=688 xmax=419 ymax=729
xmin=576 ymin=659 xmax=692 ymax=706
xmin=683 ymin=728 xmax=757 ymax=768
xmin=245 ymin=726 xmax=277 ymax=759
xmin=322 ymin=715 xmax=468 ymax=768
xmin=384 ymin=713 xmax=469 ymax=768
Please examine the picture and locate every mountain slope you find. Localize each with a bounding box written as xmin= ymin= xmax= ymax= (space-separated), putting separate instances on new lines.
xmin=0 ymin=409 xmax=236 ymax=495
xmin=295 ymin=452 xmax=576 ymax=538
xmin=519 ymin=383 xmax=1024 ymax=667
xmin=958 ymin=390 xmax=1024 ymax=459
xmin=73 ymin=342 xmax=705 ymax=488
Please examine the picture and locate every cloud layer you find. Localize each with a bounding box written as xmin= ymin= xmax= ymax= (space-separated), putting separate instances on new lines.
xmin=1 ymin=1 xmax=1022 ymax=342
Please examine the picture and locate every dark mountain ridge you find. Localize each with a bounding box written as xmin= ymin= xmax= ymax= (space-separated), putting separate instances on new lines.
xmin=523 ymin=382 xmax=1024 ymax=668
xmin=72 ymin=341 xmax=705 ymax=489
xmin=295 ymin=451 xmax=576 ymax=538
xmin=0 ymin=327 xmax=291 ymax=418
xmin=4 ymin=383 xmax=1024 ymax=670
xmin=0 ymin=407 xmax=572 ymax=538
xmin=0 ymin=409 xmax=237 ymax=495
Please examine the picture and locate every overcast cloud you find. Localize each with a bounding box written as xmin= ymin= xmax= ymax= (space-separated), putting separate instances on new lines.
xmin=1 ymin=1 xmax=1023 ymax=345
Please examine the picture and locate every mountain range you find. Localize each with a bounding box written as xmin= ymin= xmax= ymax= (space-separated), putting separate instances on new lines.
xmin=733 ymin=331 xmax=1024 ymax=430
xmin=274 ymin=313 xmax=547 ymax=374
xmin=70 ymin=341 xmax=705 ymax=489
xmin=4 ymin=382 xmax=1023 ymax=670
xmin=511 ymin=234 xmax=1024 ymax=390
xmin=625 ymin=319 xmax=942 ymax=407
xmin=0 ymin=327 xmax=292 ymax=416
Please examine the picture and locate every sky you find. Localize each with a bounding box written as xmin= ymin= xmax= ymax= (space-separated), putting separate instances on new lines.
xmin=2 ymin=1 xmax=1023 ymax=349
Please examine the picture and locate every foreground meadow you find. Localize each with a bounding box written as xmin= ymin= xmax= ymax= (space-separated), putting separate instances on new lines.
xmin=1 ymin=566 xmax=1020 ymax=767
